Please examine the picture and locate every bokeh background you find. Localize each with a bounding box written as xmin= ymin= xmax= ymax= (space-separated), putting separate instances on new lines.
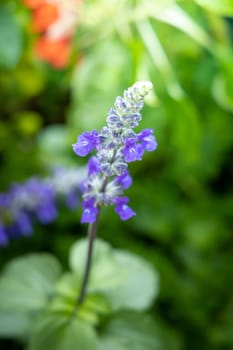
xmin=0 ymin=0 xmax=233 ymax=349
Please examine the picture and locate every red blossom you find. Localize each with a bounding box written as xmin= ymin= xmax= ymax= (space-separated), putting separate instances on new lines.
xmin=32 ymin=3 xmax=59 ymax=32
xmin=22 ymin=0 xmax=45 ymax=9
xmin=23 ymin=0 xmax=81 ymax=68
xmin=35 ymin=36 xmax=71 ymax=68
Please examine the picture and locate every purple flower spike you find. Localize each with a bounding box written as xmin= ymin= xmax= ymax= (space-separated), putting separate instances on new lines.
xmin=138 ymin=129 xmax=157 ymax=152
xmin=73 ymin=131 xmax=99 ymax=157
xmin=72 ymin=81 xmax=156 ymax=223
xmin=114 ymin=197 xmax=136 ymax=221
xmin=81 ymin=199 xmax=99 ymax=223
xmin=123 ymin=139 xmax=143 ymax=163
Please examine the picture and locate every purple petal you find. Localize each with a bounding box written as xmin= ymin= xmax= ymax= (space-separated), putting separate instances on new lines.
xmin=88 ymin=156 xmax=101 ymax=176
xmin=115 ymin=171 xmax=132 ymax=189
xmin=81 ymin=199 xmax=98 ymax=223
xmin=123 ymin=139 xmax=142 ymax=163
xmin=114 ymin=197 xmax=136 ymax=221
xmin=138 ymin=128 xmax=157 ymax=152
xmin=73 ymin=131 xmax=99 ymax=157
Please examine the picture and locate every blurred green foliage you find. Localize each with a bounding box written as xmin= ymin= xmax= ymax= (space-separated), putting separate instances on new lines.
xmin=0 ymin=240 xmax=160 ymax=349
xmin=0 ymin=0 xmax=233 ymax=349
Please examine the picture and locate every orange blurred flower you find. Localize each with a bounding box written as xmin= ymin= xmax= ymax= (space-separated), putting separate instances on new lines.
xmin=22 ymin=0 xmax=45 ymax=9
xmin=23 ymin=0 xmax=81 ymax=68
xmin=32 ymin=3 xmax=59 ymax=32
xmin=35 ymin=36 xmax=71 ymax=68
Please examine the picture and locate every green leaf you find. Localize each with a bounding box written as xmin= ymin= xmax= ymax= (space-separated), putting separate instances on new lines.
xmin=136 ymin=20 xmax=184 ymax=100
xmin=69 ymin=40 xmax=132 ymax=132
xmin=29 ymin=312 xmax=98 ymax=350
xmin=53 ymin=273 xmax=111 ymax=325
xmin=98 ymin=311 xmax=161 ymax=350
xmin=212 ymin=46 xmax=233 ymax=111
xmin=165 ymin=96 xmax=201 ymax=164
xmin=70 ymin=239 xmax=159 ymax=311
xmin=0 ymin=254 xmax=63 ymax=312
xmin=0 ymin=6 xmax=22 ymax=69
xmin=98 ymin=311 xmax=183 ymax=350
xmin=37 ymin=125 xmax=74 ymax=167
xmin=155 ymin=4 xmax=211 ymax=48
xmin=0 ymin=311 xmax=30 ymax=338
xmin=212 ymin=74 xmax=233 ymax=112
xmin=194 ymin=0 xmax=233 ymax=15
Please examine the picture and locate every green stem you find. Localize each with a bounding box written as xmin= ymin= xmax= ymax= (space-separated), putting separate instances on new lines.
xmin=77 ymin=215 xmax=100 ymax=305
xmin=77 ymin=176 xmax=109 ymax=305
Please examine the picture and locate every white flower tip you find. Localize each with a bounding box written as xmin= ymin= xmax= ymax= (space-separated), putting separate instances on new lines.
xmin=134 ymin=81 xmax=153 ymax=96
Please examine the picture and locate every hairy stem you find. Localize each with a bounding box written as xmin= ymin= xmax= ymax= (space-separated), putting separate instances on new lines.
xmin=77 ymin=215 xmax=99 ymax=305
xmin=77 ymin=176 xmax=108 ymax=305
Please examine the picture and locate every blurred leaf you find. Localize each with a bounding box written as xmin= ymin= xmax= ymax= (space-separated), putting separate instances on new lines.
xmin=29 ymin=312 xmax=98 ymax=350
xmin=165 ymin=96 xmax=201 ymax=164
xmin=51 ymin=273 xmax=111 ymax=325
xmin=13 ymin=111 xmax=42 ymax=136
xmin=212 ymin=74 xmax=233 ymax=111
xmin=69 ymin=40 xmax=131 ymax=132
xmin=14 ymin=65 xmax=45 ymax=97
xmin=155 ymin=4 xmax=211 ymax=48
xmin=55 ymin=273 xmax=81 ymax=301
xmin=38 ymin=125 xmax=75 ymax=167
xmin=209 ymin=298 xmax=233 ymax=348
xmin=212 ymin=46 xmax=233 ymax=111
xmin=70 ymin=239 xmax=159 ymax=311
xmin=0 ymin=311 xmax=30 ymax=338
xmin=136 ymin=20 xmax=184 ymax=100
xmin=99 ymin=311 xmax=184 ymax=350
xmin=0 ymin=6 xmax=22 ymax=69
xmin=0 ymin=254 xmax=63 ymax=312
xmin=0 ymin=121 xmax=8 ymax=150
xmin=194 ymin=0 xmax=233 ymax=15
xmin=98 ymin=311 xmax=162 ymax=350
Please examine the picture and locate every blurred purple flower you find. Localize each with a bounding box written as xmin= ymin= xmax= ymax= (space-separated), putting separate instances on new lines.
xmin=36 ymin=203 xmax=57 ymax=224
xmin=66 ymin=190 xmax=79 ymax=210
xmin=0 ymin=166 xmax=86 ymax=246
xmin=0 ymin=223 xmax=8 ymax=246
